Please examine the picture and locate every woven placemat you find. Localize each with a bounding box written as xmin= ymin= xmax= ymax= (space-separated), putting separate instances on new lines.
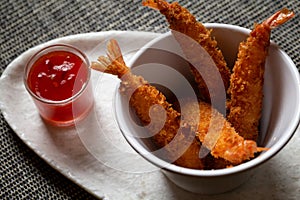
xmin=1 ymin=0 xmax=299 ymax=199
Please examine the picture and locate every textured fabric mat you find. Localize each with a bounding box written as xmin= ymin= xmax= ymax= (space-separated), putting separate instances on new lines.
xmin=1 ymin=0 xmax=299 ymax=199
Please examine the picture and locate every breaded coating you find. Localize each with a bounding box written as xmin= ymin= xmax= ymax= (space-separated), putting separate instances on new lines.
xmin=143 ymin=0 xmax=231 ymax=106
xmin=164 ymin=124 xmax=204 ymax=169
xmin=91 ymin=39 xmax=205 ymax=169
xmin=92 ymin=40 xmax=268 ymax=168
xmin=181 ymin=99 xmax=264 ymax=165
xmin=227 ymin=8 xmax=295 ymax=141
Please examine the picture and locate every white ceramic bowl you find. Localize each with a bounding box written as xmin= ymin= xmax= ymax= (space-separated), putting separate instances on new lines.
xmin=114 ymin=23 xmax=300 ymax=194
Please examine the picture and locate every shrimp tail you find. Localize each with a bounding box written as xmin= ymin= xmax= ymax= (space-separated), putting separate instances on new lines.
xmin=142 ymin=0 xmax=169 ymax=10
xmin=264 ymin=8 xmax=295 ymax=29
xmin=91 ymin=39 xmax=128 ymax=78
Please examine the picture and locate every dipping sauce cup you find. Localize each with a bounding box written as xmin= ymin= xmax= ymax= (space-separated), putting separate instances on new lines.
xmin=24 ymin=44 xmax=94 ymax=127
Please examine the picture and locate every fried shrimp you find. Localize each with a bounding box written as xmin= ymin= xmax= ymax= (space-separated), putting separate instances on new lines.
xmin=91 ymin=40 xmax=268 ymax=167
xmin=142 ymin=0 xmax=231 ymax=105
xmin=91 ymin=39 xmax=204 ymax=169
xmin=227 ymin=8 xmax=295 ymax=141
xmin=181 ymin=99 xmax=267 ymax=165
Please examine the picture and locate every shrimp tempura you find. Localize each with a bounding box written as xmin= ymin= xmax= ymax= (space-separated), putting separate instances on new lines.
xmin=91 ymin=40 xmax=267 ymax=168
xmin=181 ymin=99 xmax=266 ymax=165
xmin=91 ymin=39 xmax=204 ymax=169
xmin=143 ymin=0 xmax=231 ymax=106
xmin=227 ymin=8 xmax=295 ymax=141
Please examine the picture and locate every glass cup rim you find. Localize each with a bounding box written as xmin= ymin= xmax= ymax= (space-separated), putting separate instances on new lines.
xmin=24 ymin=43 xmax=91 ymax=105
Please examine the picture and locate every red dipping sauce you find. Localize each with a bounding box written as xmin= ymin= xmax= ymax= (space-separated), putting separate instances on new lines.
xmin=24 ymin=44 xmax=94 ymax=127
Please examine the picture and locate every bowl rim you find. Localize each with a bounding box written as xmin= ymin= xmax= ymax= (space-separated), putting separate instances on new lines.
xmin=115 ymin=23 xmax=300 ymax=177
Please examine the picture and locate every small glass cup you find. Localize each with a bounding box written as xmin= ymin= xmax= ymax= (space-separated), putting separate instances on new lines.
xmin=24 ymin=44 xmax=94 ymax=127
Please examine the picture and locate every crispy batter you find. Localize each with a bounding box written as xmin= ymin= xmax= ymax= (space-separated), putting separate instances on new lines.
xmin=143 ymin=0 xmax=231 ymax=105
xmin=173 ymin=139 xmax=203 ymax=169
xmin=90 ymin=7 xmax=295 ymax=170
xmin=227 ymin=8 xmax=295 ymax=141
xmin=181 ymin=99 xmax=263 ymax=165
xmin=164 ymin=124 xmax=204 ymax=169
xmin=92 ymin=39 xmax=268 ymax=168
xmin=91 ymin=39 xmax=205 ymax=169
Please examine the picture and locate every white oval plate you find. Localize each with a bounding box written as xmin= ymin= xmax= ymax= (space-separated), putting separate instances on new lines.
xmin=0 ymin=30 xmax=299 ymax=200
